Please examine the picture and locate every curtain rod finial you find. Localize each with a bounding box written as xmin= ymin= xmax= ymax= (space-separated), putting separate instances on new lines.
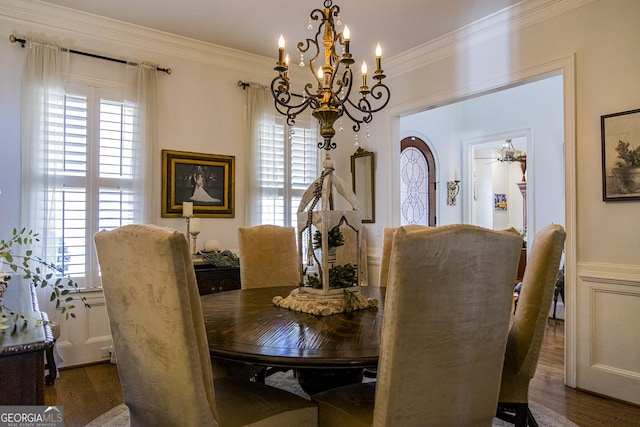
xmin=9 ymin=34 xmax=16 ymax=43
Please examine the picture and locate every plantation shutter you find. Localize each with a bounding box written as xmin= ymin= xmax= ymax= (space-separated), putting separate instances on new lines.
xmin=48 ymin=86 xmax=136 ymax=287
xmin=258 ymin=114 xmax=319 ymax=227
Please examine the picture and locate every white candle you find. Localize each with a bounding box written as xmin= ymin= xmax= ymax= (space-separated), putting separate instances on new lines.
xmin=183 ymin=201 xmax=193 ymax=217
xmin=190 ymin=217 xmax=200 ymax=233
xmin=204 ymin=239 xmax=220 ymax=252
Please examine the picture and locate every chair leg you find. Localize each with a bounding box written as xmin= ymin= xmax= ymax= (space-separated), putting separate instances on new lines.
xmin=514 ymin=403 xmax=529 ymax=427
xmin=253 ymin=367 xmax=267 ymax=383
xmin=496 ymin=402 xmax=537 ymax=427
xmin=45 ymin=345 xmax=57 ymax=385
xmin=527 ymin=406 xmax=539 ymax=427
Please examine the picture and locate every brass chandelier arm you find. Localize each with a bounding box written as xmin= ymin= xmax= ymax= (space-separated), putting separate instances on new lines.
xmin=342 ymin=82 xmax=390 ymax=133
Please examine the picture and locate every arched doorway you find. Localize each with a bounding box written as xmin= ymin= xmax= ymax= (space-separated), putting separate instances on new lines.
xmin=400 ymin=137 xmax=436 ymax=226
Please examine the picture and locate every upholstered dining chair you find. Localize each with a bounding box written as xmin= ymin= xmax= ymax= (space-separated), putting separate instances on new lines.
xmin=237 ymin=224 xmax=301 ymax=382
xmin=94 ymin=224 xmax=317 ymax=427
xmin=377 ymin=224 xmax=426 ymax=287
xmin=237 ymin=224 xmax=300 ymax=288
xmin=496 ymin=224 xmax=566 ymax=427
xmin=312 ymin=224 xmax=523 ymax=426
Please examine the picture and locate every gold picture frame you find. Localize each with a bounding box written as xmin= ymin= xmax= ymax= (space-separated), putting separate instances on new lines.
xmin=161 ymin=149 xmax=235 ymax=217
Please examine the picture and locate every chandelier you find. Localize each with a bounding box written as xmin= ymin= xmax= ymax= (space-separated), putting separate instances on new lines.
xmin=271 ymin=0 xmax=391 ymax=150
xmin=499 ymin=139 xmax=523 ymax=162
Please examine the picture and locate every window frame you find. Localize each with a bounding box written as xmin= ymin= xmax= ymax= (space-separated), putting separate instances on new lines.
xmin=257 ymin=113 xmax=320 ymax=228
xmin=45 ymin=81 xmax=137 ymax=288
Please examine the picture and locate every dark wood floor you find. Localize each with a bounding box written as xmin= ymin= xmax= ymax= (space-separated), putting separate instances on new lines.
xmin=45 ymin=320 xmax=640 ymax=427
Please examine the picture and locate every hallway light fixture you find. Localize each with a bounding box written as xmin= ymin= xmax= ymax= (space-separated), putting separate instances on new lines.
xmin=498 ymin=139 xmax=522 ymax=162
xmin=447 ymin=180 xmax=460 ymax=206
xmin=271 ymin=0 xmax=390 ymax=150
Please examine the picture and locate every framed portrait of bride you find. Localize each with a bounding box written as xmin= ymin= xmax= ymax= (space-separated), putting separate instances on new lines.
xmin=162 ymin=149 xmax=235 ymax=217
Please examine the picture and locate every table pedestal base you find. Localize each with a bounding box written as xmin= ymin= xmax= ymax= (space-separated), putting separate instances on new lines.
xmin=273 ymin=287 xmax=378 ymax=316
xmin=295 ymin=368 xmax=364 ymax=396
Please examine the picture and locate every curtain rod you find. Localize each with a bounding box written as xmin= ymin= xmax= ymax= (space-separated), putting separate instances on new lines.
xmin=10 ymin=34 xmax=172 ymax=75
xmin=237 ymin=80 xmax=303 ymax=98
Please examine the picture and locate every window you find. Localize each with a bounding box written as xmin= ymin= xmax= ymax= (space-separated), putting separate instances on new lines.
xmin=257 ymin=114 xmax=320 ymax=227
xmin=45 ymin=84 xmax=137 ymax=287
xmin=400 ymin=136 xmax=436 ymax=226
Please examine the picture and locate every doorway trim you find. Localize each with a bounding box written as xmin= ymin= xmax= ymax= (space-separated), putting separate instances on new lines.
xmin=462 ymin=129 xmax=533 ymax=237
xmin=386 ymin=54 xmax=576 ymax=386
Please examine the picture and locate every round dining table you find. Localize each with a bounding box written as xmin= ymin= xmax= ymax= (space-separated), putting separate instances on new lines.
xmin=200 ymin=285 xmax=385 ymax=369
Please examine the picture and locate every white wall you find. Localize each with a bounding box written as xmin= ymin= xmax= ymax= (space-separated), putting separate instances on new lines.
xmin=365 ymin=0 xmax=640 ymax=404
xmin=0 ymin=0 xmax=285 ymax=253
xmin=2 ymin=0 xmax=640 ymax=403
xmin=397 ymin=74 xmax=564 ymax=241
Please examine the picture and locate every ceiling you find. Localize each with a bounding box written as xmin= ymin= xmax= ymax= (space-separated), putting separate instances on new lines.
xmin=39 ymin=0 xmax=522 ymax=60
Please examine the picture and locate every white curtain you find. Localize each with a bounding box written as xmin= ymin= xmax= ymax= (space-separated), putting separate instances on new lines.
xmin=133 ymin=62 xmax=159 ymax=223
xmin=245 ymin=85 xmax=276 ymax=226
xmin=20 ymin=37 xmax=158 ymax=268
xmin=20 ymin=36 xmax=69 ymax=263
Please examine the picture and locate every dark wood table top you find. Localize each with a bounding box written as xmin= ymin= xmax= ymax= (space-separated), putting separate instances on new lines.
xmin=201 ymin=286 xmax=385 ymax=369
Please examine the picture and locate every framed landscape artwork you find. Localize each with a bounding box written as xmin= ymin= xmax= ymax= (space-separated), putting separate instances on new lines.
xmin=601 ymin=108 xmax=640 ymax=201
xmin=162 ymin=149 xmax=235 ymax=217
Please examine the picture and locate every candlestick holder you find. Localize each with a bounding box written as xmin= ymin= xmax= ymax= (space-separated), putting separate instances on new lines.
xmin=185 ymin=216 xmax=191 ymax=238
xmin=184 ymin=216 xmax=194 ymax=253
xmin=189 ymin=230 xmax=200 ymax=256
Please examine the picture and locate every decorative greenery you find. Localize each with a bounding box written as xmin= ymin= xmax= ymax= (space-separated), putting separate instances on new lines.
xmin=200 ymin=249 xmax=240 ymax=268
xmin=0 ymin=228 xmax=89 ymax=320
xmin=312 ymin=226 xmax=345 ymax=250
xmin=615 ymin=140 xmax=640 ymax=168
xmin=343 ymin=289 xmax=359 ymax=313
xmin=305 ymin=263 xmax=357 ymax=289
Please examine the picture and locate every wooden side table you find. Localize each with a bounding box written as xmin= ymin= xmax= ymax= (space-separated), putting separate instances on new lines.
xmin=0 ymin=277 xmax=53 ymax=405
xmin=193 ymin=261 xmax=241 ymax=295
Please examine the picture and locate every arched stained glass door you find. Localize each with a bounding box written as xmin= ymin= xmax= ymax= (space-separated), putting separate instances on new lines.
xmin=400 ymin=137 xmax=436 ymax=226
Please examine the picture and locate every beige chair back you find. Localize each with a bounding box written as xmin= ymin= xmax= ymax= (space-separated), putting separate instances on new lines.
xmin=378 ymin=224 xmax=426 ymax=287
xmin=374 ymin=224 xmax=523 ymax=426
xmin=95 ymin=224 xmax=318 ymax=426
xmin=94 ymin=224 xmax=218 ymax=426
xmin=238 ymin=224 xmax=300 ymax=288
xmin=499 ymin=224 xmax=566 ymax=403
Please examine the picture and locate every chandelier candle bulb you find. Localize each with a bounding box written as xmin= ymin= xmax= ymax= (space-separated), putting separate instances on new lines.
xmin=375 ymin=43 xmax=382 ymax=71
xmin=360 ymin=61 xmax=369 ymax=94
xmin=278 ymin=34 xmax=285 ymax=62
xmin=182 ymin=201 xmax=193 ymax=217
xmin=343 ymin=26 xmax=351 ymax=54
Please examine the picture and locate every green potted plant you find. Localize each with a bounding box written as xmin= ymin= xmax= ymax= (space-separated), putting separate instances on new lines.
xmin=0 ymin=228 xmax=88 ymax=325
xmin=612 ymin=140 xmax=640 ymax=193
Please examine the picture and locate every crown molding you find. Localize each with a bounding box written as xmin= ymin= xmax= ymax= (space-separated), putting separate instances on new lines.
xmin=386 ymin=0 xmax=597 ymax=78
xmin=0 ymin=0 xmax=274 ymax=79
xmin=2 ymin=0 xmax=597 ymax=82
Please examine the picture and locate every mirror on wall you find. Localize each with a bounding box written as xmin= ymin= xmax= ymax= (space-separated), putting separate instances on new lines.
xmin=351 ymin=147 xmax=375 ymax=223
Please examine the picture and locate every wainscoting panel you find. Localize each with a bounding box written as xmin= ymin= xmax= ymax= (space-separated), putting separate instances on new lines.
xmin=576 ymin=262 xmax=640 ymax=406
xmin=51 ymin=290 xmax=113 ymax=368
